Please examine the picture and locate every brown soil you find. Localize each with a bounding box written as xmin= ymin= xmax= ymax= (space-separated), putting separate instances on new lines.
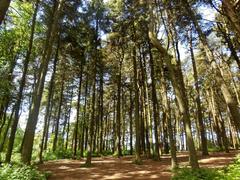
xmin=38 ymin=150 xmax=240 ymax=180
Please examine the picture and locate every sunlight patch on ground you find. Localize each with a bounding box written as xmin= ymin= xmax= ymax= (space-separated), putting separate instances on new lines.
xmin=199 ymin=157 xmax=232 ymax=163
xmin=58 ymin=166 xmax=70 ymax=170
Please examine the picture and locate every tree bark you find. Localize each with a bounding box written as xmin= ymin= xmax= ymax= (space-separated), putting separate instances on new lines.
xmin=148 ymin=27 xmax=199 ymax=169
xmin=73 ymin=64 xmax=83 ymax=158
xmin=132 ymin=47 xmax=141 ymax=163
xmin=183 ymin=0 xmax=240 ymax=133
xmin=188 ymin=30 xmax=208 ymax=156
xmin=21 ymin=0 xmax=64 ymax=164
xmin=5 ymin=0 xmax=40 ymax=163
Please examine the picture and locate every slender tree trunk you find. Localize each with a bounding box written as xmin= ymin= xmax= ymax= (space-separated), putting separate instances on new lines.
xmin=148 ymin=42 xmax=160 ymax=160
xmin=99 ymin=67 xmax=104 ymax=154
xmin=39 ymin=42 xmax=59 ymax=162
xmin=115 ymin=59 xmax=123 ymax=157
xmin=183 ymin=0 xmax=240 ymax=132
xmin=140 ymin=54 xmax=151 ymax=158
xmin=188 ymin=30 xmax=208 ymax=155
xmin=5 ymin=1 xmax=40 ymax=163
xmin=132 ymin=47 xmax=141 ymax=163
xmin=159 ymin=57 xmax=178 ymax=169
xmin=73 ymin=65 xmax=83 ymax=158
xmin=65 ymin=86 xmax=74 ymax=150
xmin=148 ymin=29 xmax=199 ymax=168
xmin=52 ymin=74 xmax=65 ymax=152
xmin=80 ymin=75 xmax=89 ymax=157
xmin=85 ymin=72 xmax=96 ymax=166
xmin=21 ymin=0 xmax=64 ymax=164
xmin=129 ymin=86 xmax=133 ymax=155
xmin=0 ymin=109 xmax=14 ymax=152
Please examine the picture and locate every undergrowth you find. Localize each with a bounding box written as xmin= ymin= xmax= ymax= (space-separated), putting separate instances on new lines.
xmin=172 ymin=154 xmax=240 ymax=180
xmin=0 ymin=163 xmax=48 ymax=180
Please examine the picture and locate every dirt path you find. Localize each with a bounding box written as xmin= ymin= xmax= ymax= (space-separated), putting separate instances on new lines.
xmin=38 ymin=150 xmax=240 ymax=180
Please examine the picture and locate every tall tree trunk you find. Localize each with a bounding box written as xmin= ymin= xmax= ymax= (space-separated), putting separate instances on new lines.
xmin=80 ymin=75 xmax=89 ymax=157
xmin=148 ymin=43 xmax=160 ymax=160
xmin=188 ymin=30 xmax=208 ymax=155
xmin=85 ymin=72 xmax=96 ymax=166
xmin=5 ymin=0 xmax=40 ymax=163
xmin=99 ymin=66 xmax=104 ymax=154
xmin=52 ymin=74 xmax=65 ymax=151
xmin=132 ymin=47 xmax=141 ymax=163
xmin=148 ymin=27 xmax=199 ymax=168
xmin=183 ymin=0 xmax=240 ymax=132
xmin=139 ymin=52 xmax=151 ymax=158
xmin=217 ymin=23 xmax=240 ymax=70
xmin=0 ymin=109 xmax=14 ymax=152
xmin=73 ymin=65 xmax=83 ymax=158
xmin=39 ymin=42 xmax=59 ymax=162
xmin=222 ymin=0 xmax=240 ymax=40
xmin=159 ymin=57 xmax=178 ymax=169
xmin=65 ymin=86 xmax=74 ymax=150
xmin=21 ymin=0 xmax=64 ymax=164
xmin=129 ymin=86 xmax=133 ymax=155
xmin=115 ymin=59 xmax=123 ymax=157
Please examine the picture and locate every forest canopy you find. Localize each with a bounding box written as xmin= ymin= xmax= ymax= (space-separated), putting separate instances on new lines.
xmin=0 ymin=0 xmax=240 ymax=179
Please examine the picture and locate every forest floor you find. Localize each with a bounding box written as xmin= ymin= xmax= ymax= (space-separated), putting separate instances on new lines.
xmin=38 ymin=150 xmax=240 ymax=180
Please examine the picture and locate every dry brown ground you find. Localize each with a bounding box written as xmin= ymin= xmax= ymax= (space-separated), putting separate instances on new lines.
xmin=38 ymin=150 xmax=240 ymax=180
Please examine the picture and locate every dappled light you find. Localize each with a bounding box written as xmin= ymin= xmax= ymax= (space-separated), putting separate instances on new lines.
xmin=38 ymin=151 xmax=240 ymax=179
xmin=0 ymin=0 xmax=240 ymax=179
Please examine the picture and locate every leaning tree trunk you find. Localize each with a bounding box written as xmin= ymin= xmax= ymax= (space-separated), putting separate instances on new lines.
xmin=148 ymin=21 xmax=199 ymax=168
xmin=222 ymin=0 xmax=240 ymax=40
xmin=21 ymin=0 xmax=64 ymax=164
xmin=183 ymin=0 xmax=240 ymax=133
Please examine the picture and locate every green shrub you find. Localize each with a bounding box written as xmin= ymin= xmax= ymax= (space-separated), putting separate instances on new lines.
xmin=218 ymin=154 xmax=240 ymax=180
xmin=172 ymin=168 xmax=221 ymax=180
xmin=44 ymin=149 xmax=73 ymax=161
xmin=173 ymin=154 xmax=240 ymax=180
xmin=0 ymin=163 xmax=47 ymax=180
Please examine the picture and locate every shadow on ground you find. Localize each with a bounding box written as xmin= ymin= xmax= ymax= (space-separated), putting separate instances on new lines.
xmin=38 ymin=150 xmax=240 ymax=180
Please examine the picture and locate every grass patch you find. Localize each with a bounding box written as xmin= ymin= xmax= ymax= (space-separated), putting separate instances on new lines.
xmin=172 ymin=168 xmax=221 ymax=180
xmin=0 ymin=163 xmax=47 ymax=180
xmin=172 ymin=154 xmax=240 ymax=180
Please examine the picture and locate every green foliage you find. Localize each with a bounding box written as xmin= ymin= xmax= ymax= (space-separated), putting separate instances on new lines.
xmin=101 ymin=150 xmax=113 ymax=156
xmin=207 ymin=142 xmax=222 ymax=152
xmin=173 ymin=154 xmax=240 ymax=180
xmin=44 ymin=149 xmax=115 ymax=161
xmin=0 ymin=163 xmax=47 ymax=180
xmin=44 ymin=149 xmax=73 ymax=161
xmin=218 ymin=155 xmax=240 ymax=180
xmin=122 ymin=149 xmax=131 ymax=156
xmin=172 ymin=168 xmax=221 ymax=180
